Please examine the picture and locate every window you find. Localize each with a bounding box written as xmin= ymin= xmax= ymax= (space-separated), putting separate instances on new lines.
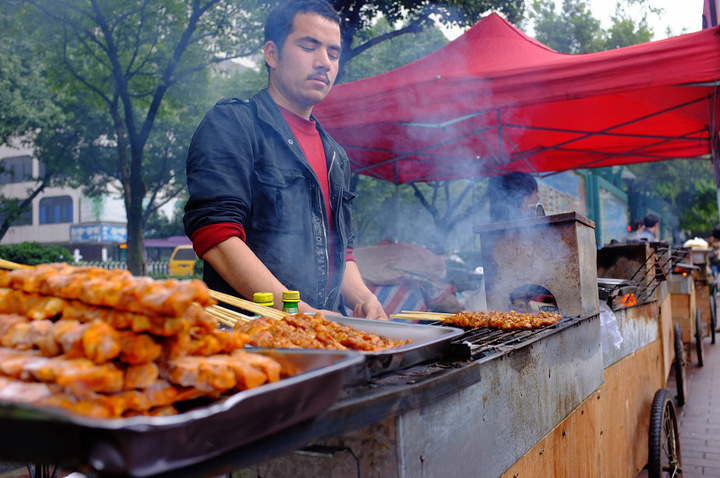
xmin=39 ymin=196 xmax=73 ymax=224
xmin=0 ymin=156 xmax=33 ymax=184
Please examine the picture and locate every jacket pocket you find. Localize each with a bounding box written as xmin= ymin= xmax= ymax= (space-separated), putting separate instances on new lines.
xmin=336 ymin=188 xmax=357 ymax=246
xmin=251 ymin=166 xmax=308 ymax=234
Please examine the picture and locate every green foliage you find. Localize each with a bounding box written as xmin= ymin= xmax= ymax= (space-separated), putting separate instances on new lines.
xmin=530 ymin=0 xmax=653 ymax=53
xmin=625 ymin=160 xmax=719 ymax=236
xmin=0 ymin=242 xmax=73 ymax=265
xmin=13 ymin=0 xmax=270 ymax=274
xmin=530 ymin=0 xmax=604 ymax=53
xmin=332 ymin=0 xmax=525 ymax=76
xmin=352 ymin=175 xmax=487 ymax=253
xmin=341 ymin=18 xmax=448 ymax=83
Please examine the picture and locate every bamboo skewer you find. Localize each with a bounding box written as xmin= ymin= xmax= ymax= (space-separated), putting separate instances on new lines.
xmin=206 ymin=309 xmax=236 ymax=328
xmin=0 ymin=258 xmax=32 ymax=270
xmin=205 ymin=304 xmax=253 ymax=325
xmin=208 ymin=290 xmax=288 ymax=320
xmin=390 ymin=310 xmax=450 ymax=321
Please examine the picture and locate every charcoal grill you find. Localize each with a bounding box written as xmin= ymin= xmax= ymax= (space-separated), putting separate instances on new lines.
xmin=446 ymin=316 xmax=576 ymax=361
xmin=597 ymin=242 xmax=676 ymax=310
xmin=476 ymin=212 xmax=599 ymax=319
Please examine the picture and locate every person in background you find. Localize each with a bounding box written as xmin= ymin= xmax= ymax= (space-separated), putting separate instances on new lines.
xmin=489 ymin=172 xmax=540 ymax=222
xmin=708 ymin=225 xmax=720 ymax=278
xmin=183 ymin=0 xmax=387 ymax=319
xmin=637 ymin=212 xmax=660 ymax=241
xmin=625 ymin=217 xmax=645 ymax=241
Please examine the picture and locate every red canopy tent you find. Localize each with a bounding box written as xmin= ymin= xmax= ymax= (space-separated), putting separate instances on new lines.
xmin=314 ymin=13 xmax=720 ymax=185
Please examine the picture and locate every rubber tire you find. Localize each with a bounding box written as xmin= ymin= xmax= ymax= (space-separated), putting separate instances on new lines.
xmin=674 ymin=324 xmax=687 ymax=406
xmin=695 ymin=307 xmax=704 ymax=367
xmin=648 ymin=388 xmax=682 ymax=478
xmin=710 ymin=286 xmax=717 ymax=344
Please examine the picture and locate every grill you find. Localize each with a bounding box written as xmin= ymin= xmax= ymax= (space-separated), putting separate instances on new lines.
xmin=441 ymin=316 xmax=577 ymax=361
xmin=597 ymin=242 xmax=677 ymax=311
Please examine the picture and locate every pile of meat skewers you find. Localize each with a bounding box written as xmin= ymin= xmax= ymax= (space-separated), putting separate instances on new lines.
xmin=443 ymin=310 xmax=563 ymax=331
xmin=234 ymin=313 xmax=410 ymax=351
xmin=0 ymin=263 xmax=283 ymax=419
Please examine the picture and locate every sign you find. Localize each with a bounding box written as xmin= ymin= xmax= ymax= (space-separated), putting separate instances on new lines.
xmin=70 ymin=224 xmax=127 ymax=243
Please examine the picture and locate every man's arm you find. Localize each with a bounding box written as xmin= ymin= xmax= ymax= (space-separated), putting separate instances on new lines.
xmin=340 ymin=261 xmax=388 ymax=320
xmin=203 ymin=237 xmax=326 ymax=315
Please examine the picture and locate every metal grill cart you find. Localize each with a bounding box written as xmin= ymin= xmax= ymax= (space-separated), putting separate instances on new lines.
xmin=671 ymin=250 xmax=705 ymax=369
xmin=220 ymin=213 xmax=679 ymax=478
xmin=480 ymin=217 xmax=680 ymax=477
xmin=687 ymin=247 xmax=717 ymax=345
xmin=0 ymin=215 xmax=680 ymax=477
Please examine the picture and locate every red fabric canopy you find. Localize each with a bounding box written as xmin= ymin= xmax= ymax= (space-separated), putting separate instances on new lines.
xmin=314 ymin=14 xmax=720 ymax=184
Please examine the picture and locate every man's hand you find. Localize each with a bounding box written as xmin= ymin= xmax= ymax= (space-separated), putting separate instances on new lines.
xmin=353 ymin=298 xmax=388 ymax=321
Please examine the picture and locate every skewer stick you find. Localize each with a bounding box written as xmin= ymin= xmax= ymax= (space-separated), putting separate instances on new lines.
xmin=0 ymin=258 xmax=33 ymax=270
xmin=206 ymin=304 xmax=253 ymax=324
xmin=208 ymin=290 xmax=288 ymax=320
xmin=390 ymin=310 xmax=450 ymax=321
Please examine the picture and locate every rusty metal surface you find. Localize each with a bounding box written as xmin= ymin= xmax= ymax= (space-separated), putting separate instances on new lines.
xmin=397 ymin=314 xmax=603 ymax=478
xmin=229 ymin=315 xmax=604 ymax=478
xmin=476 ymin=212 xmax=599 ymax=319
xmin=602 ymin=301 xmax=660 ymax=368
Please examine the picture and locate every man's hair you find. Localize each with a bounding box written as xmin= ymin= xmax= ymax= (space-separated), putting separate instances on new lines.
xmin=264 ymin=0 xmax=341 ymax=71
xmin=630 ymin=217 xmax=644 ymax=232
xmin=643 ymin=212 xmax=660 ymax=228
xmin=712 ymin=224 xmax=720 ymax=239
xmin=501 ymin=172 xmax=538 ymax=198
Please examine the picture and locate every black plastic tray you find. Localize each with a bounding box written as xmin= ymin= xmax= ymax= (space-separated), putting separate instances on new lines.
xmin=0 ymin=349 xmax=363 ymax=477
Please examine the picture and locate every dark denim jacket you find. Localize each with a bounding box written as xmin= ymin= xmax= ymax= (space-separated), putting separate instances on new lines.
xmin=183 ymin=89 xmax=356 ymax=311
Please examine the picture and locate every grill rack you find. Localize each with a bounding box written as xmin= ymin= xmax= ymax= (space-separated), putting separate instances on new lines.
xmin=599 ymin=243 xmax=677 ymax=310
xmin=447 ymin=316 xmax=576 ymax=361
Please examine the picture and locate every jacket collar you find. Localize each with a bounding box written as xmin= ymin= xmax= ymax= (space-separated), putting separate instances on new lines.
xmin=253 ymin=89 xmax=330 ymax=139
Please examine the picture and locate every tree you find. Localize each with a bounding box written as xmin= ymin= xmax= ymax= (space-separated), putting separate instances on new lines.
xmin=0 ymin=3 xmax=68 ymax=237
xmin=18 ymin=0 xmax=269 ymax=274
xmin=332 ymin=0 xmax=525 ymax=78
xmin=625 ymin=160 xmax=718 ymax=236
xmin=530 ymin=0 xmax=654 ymax=53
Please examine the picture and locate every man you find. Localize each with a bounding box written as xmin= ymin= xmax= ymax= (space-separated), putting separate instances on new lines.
xmin=638 ymin=212 xmax=660 ymax=241
xmin=625 ymin=217 xmax=645 ymax=241
xmin=489 ymin=172 xmax=540 ymax=222
xmin=183 ymin=0 xmax=387 ymax=319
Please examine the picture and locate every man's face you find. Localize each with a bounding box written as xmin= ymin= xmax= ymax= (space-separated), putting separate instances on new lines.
xmin=265 ymin=13 xmax=341 ymax=118
xmin=521 ymin=189 xmax=540 ymax=216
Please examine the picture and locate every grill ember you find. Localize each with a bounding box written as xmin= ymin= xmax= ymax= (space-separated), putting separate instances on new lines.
xmin=0 ymin=263 xmax=286 ymax=419
xmin=443 ymin=310 xmax=563 ymax=330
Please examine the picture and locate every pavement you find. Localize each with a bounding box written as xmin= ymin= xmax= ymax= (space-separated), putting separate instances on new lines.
xmin=669 ymin=332 xmax=720 ymax=477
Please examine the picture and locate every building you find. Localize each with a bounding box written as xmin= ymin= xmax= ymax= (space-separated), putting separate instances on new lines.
xmin=0 ymin=140 xmax=127 ymax=262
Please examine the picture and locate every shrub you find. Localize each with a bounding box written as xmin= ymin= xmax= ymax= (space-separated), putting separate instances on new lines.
xmin=0 ymin=242 xmax=73 ymax=266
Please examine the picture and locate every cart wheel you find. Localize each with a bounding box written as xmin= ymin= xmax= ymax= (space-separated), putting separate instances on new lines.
xmin=695 ymin=307 xmax=704 ymax=367
xmin=710 ymin=287 xmax=717 ymax=344
xmin=648 ymin=388 xmax=682 ymax=478
xmin=674 ymin=324 xmax=687 ymax=406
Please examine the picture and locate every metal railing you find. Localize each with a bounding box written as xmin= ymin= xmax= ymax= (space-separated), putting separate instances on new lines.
xmin=76 ymin=260 xmax=170 ymax=276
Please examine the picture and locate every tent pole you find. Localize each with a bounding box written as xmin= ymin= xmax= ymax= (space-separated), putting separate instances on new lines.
xmin=714 ymin=141 xmax=720 ymax=224
xmin=394 ymin=184 xmax=399 ymax=243
xmin=712 ymin=83 xmax=720 ymax=224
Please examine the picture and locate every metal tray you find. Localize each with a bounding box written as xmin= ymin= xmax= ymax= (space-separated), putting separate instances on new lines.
xmin=326 ymin=316 xmax=464 ymax=383
xmin=0 ymin=349 xmax=363 ymax=477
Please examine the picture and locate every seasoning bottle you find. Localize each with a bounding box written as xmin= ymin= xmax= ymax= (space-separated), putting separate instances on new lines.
xmin=282 ymin=290 xmax=300 ymax=314
xmin=252 ymin=292 xmax=274 ymax=317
